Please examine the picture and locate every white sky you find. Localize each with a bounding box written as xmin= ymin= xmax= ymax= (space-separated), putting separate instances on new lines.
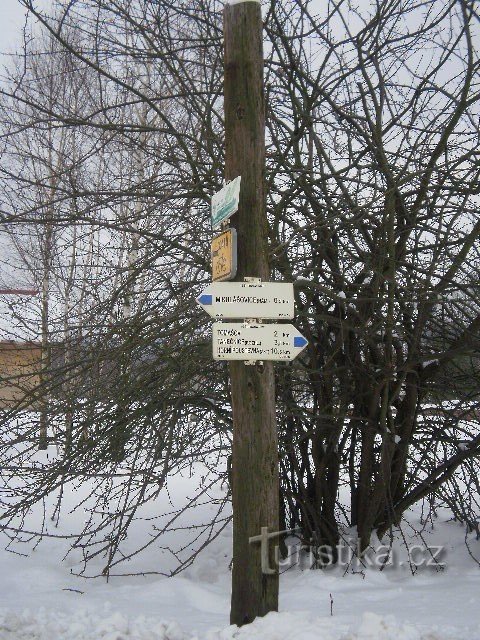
xmin=0 ymin=0 xmax=54 ymax=57
xmin=0 ymin=0 xmax=30 ymax=54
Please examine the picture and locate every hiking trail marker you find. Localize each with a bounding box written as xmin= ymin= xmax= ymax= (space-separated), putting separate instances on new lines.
xmin=196 ymin=279 xmax=308 ymax=363
xmin=211 ymin=176 xmax=241 ymax=229
xmin=203 ymin=178 xmax=307 ymax=363
xmin=213 ymin=322 xmax=308 ymax=362
xmin=197 ymin=281 xmax=295 ymax=319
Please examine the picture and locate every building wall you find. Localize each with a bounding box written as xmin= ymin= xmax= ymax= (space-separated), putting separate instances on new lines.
xmin=0 ymin=341 xmax=42 ymax=409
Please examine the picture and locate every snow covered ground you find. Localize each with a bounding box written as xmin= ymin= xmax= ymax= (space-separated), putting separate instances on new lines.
xmin=0 ymin=456 xmax=479 ymax=639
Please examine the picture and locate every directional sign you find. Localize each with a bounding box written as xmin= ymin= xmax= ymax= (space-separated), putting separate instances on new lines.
xmin=211 ymin=228 xmax=237 ymax=282
xmin=211 ymin=176 xmax=241 ymax=229
xmin=212 ymin=323 xmax=308 ymax=361
xmin=197 ymin=281 xmax=294 ymax=319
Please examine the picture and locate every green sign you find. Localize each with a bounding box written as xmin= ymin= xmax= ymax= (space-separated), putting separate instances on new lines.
xmin=211 ymin=176 xmax=241 ymax=229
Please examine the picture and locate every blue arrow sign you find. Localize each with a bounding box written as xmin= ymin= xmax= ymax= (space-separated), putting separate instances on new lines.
xmin=212 ymin=323 xmax=308 ymax=362
xmin=198 ymin=294 xmax=213 ymax=306
xmin=294 ymin=336 xmax=308 ymax=348
xmin=196 ymin=281 xmax=295 ymax=319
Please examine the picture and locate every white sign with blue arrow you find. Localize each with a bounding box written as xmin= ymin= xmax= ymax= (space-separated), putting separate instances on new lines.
xmin=212 ymin=322 xmax=308 ymax=361
xmin=197 ymin=281 xmax=294 ymax=319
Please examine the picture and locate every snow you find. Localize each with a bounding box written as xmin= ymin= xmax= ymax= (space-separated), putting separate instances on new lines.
xmin=2 ymin=608 xmax=475 ymax=640
xmin=0 ymin=464 xmax=479 ymax=639
xmin=0 ymin=610 xmax=190 ymax=640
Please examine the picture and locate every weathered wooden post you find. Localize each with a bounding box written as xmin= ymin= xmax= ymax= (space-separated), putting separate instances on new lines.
xmin=223 ymin=0 xmax=279 ymax=625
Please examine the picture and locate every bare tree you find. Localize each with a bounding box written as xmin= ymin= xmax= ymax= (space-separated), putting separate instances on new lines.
xmin=0 ymin=0 xmax=478 ymax=582
xmin=266 ymin=0 xmax=480 ymax=553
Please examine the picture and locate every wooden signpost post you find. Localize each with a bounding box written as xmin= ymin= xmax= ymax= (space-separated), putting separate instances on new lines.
xmin=197 ymin=0 xmax=308 ymax=626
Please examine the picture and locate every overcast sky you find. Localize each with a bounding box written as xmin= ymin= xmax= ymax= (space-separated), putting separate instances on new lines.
xmin=0 ymin=0 xmax=30 ymax=54
xmin=0 ymin=0 xmax=345 ymax=54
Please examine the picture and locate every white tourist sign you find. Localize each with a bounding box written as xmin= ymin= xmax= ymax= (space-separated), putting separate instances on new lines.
xmin=212 ymin=323 xmax=308 ymax=361
xmin=197 ymin=281 xmax=294 ymax=319
xmin=211 ymin=176 xmax=241 ymax=229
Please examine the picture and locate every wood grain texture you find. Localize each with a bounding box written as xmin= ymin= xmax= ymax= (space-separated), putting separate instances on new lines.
xmin=224 ymin=1 xmax=279 ymax=625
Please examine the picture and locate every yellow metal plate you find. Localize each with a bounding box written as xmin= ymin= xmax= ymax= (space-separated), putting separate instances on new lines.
xmin=211 ymin=228 xmax=237 ymax=282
